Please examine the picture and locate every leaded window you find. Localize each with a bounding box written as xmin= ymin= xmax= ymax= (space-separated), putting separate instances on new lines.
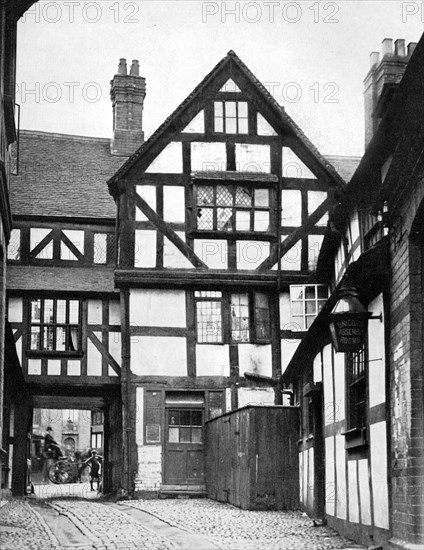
xmin=290 ymin=285 xmax=328 ymax=330
xmin=196 ymin=184 xmax=270 ymax=233
xmin=29 ymin=298 xmax=81 ymax=352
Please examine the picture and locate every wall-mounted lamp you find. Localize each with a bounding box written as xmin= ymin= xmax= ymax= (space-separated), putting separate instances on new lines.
xmin=328 ymin=287 xmax=373 ymax=353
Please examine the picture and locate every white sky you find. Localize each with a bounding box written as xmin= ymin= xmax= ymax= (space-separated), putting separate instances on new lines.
xmin=17 ymin=1 xmax=424 ymax=156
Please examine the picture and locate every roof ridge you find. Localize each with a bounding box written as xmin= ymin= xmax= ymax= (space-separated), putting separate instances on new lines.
xmin=19 ymin=129 xmax=111 ymax=143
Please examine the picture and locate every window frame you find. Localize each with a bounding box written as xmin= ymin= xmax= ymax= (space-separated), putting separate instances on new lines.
xmin=213 ymin=100 xmax=249 ymax=134
xmin=194 ymin=290 xmax=271 ymax=345
xmin=194 ymin=182 xmax=272 ymax=235
xmin=289 ymin=284 xmax=329 ymax=331
xmin=344 ymin=345 xmax=368 ymax=450
xmin=27 ymin=297 xmax=82 ymax=356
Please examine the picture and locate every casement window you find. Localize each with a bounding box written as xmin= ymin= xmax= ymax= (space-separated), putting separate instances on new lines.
xmin=168 ymin=409 xmax=203 ymax=444
xmin=347 ymin=347 xmax=367 ymax=431
xmin=214 ymin=100 xmax=248 ymax=134
xmin=194 ymin=290 xmax=271 ymax=344
xmin=290 ymin=285 xmax=328 ymax=331
xmin=29 ymin=298 xmax=81 ymax=352
xmin=195 ymin=184 xmax=270 ymax=233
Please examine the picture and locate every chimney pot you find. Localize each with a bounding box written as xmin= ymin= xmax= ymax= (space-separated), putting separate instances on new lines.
xmin=370 ymin=51 xmax=380 ymax=67
xmin=130 ymin=60 xmax=140 ymax=77
xmin=382 ymin=38 xmax=393 ymax=57
xmin=394 ymin=39 xmax=406 ymax=57
xmin=117 ymin=58 xmax=127 ymax=76
xmin=408 ymin=42 xmax=418 ymax=56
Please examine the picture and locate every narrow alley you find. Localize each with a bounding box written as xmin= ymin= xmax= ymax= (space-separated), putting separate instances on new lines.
xmin=1 ymin=493 xmax=366 ymax=550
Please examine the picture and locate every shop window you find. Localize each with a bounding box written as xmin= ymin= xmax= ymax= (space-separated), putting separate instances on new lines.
xmin=214 ymin=100 xmax=248 ymax=134
xmin=29 ymin=298 xmax=81 ymax=353
xmin=195 ymin=184 xmax=270 ymax=233
xmin=290 ymin=285 xmax=328 ymax=331
xmin=195 ymin=290 xmax=271 ymax=344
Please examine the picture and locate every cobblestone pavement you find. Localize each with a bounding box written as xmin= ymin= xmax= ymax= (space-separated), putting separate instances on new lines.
xmin=0 ymin=499 xmax=59 ymax=550
xmin=123 ymin=499 xmax=365 ymax=550
xmin=50 ymin=500 xmax=178 ymax=549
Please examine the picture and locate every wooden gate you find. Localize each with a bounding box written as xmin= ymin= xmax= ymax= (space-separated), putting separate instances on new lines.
xmin=205 ymin=405 xmax=300 ymax=510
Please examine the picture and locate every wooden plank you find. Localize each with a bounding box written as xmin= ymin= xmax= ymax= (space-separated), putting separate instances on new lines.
xmin=258 ymin=197 xmax=332 ymax=271
xmin=135 ymin=193 xmax=209 ymax=270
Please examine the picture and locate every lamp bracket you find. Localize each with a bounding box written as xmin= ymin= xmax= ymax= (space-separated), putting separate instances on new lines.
xmin=369 ymin=313 xmax=383 ymax=322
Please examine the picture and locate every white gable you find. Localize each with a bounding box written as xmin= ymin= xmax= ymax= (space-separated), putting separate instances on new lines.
xmin=219 ymin=79 xmax=241 ymax=92
xmin=282 ymin=147 xmax=316 ymax=179
xmin=145 ymin=142 xmax=183 ymax=173
xmin=182 ymin=110 xmax=204 ymax=133
xmin=257 ymin=113 xmax=277 ymax=136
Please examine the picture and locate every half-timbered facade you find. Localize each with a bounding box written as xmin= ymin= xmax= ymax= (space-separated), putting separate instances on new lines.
xmin=107 ymin=51 xmax=356 ymax=495
xmin=282 ymin=37 xmax=424 ymax=550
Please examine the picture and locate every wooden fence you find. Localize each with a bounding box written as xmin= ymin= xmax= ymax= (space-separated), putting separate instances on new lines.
xmin=205 ymin=405 xmax=300 ymax=510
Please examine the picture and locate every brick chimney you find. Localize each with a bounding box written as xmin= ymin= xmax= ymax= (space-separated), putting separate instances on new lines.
xmin=110 ymin=58 xmax=146 ymax=156
xmin=363 ymin=39 xmax=417 ymax=148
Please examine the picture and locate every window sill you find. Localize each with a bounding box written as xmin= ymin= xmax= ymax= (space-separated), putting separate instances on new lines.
xmin=342 ymin=427 xmax=367 ymax=450
xmin=27 ymin=350 xmax=84 ymax=359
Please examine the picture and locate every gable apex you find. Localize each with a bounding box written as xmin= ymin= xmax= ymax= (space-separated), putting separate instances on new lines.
xmin=108 ymin=51 xmax=346 ymax=195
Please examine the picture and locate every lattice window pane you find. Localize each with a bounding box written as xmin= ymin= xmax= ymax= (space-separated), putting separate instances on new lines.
xmin=56 ymin=300 xmax=66 ymax=323
xmin=235 ymin=186 xmax=252 ymax=206
xmin=197 ymin=186 xmax=214 ymax=206
xmin=254 ymin=293 xmax=270 ymax=340
xmin=56 ymin=327 xmax=66 ymax=351
xmin=196 ymin=300 xmax=223 ymax=343
xmin=31 ymin=300 xmax=41 ymax=323
xmin=69 ymin=301 xmax=79 ymax=324
xmin=216 ymin=186 xmax=232 ymax=206
xmin=195 ymin=291 xmax=222 ymax=298
xmin=197 ymin=207 xmax=214 ymax=230
xmin=44 ymin=300 xmax=54 ymax=323
xmin=94 ymin=233 xmax=107 ymax=264
xmin=30 ymin=327 xmax=40 ymax=350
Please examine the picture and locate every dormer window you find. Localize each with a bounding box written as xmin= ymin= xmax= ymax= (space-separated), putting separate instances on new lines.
xmin=214 ymin=101 xmax=248 ymax=134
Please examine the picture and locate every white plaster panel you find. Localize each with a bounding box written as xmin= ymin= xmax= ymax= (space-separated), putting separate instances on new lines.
xmin=163 ymin=186 xmax=185 ymax=223
xmin=307 ymin=447 xmax=314 ymax=510
xmin=349 ymin=210 xmax=360 ymax=244
xmin=135 ymin=230 xmax=156 ymax=268
xmin=130 ymin=289 xmax=186 ymax=327
xmin=15 ymin=336 xmax=22 ymax=365
xmin=282 ymin=147 xmax=315 ymax=178
xmin=239 ymin=344 xmax=272 ymax=378
xmin=8 ymin=297 xmax=23 ymax=323
xmin=225 ymin=388 xmax=232 ymax=412
xmin=281 ymin=190 xmax=302 ymax=226
xmin=62 ymin=229 xmax=84 ymax=254
xmin=219 ymin=79 xmax=240 ymax=92
xmin=163 ymin=232 xmax=192 ymax=269
xmin=109 ymin=332 xmax=121 ymax=365
xmin=325 ymin=436 xmax=335 ymax=516
xmin=280 ymin=339 xmax=300 ymax=374
xmin=237 ymin=387 xmax=274 ymax=408
xmin=323 ymin=345 xmax=334 ymax=425
xmin=370 ymin=422 xmax=389 ymax=529
xmin=313 ymin=352 xmax=322 ymax=383
xmin=87 ymin=334 xmax=102 ymax=376
xmin=136 ymin=387 xmax=144 ymax=446
xmin=235 ymin=143 xmax=270 ymax=173
xmin=191 ymin=142 xmax=226 ymax=172
xmin=358 ymin=459 xmax=372 ymax=525
xmin=182 ymin=110 xmax=204 ymax=133
xmin=257 ymin=113 xmax=277 ymax=136
xmin=196 ymin=344 xmax=230 ymax=377
xmin=236 ymin=241 xmax=269 ymax=270
xmin=348 ymin=460 xmax=359 ymax=523
xmin=136 ymin=185 xmax=157 ymax=221
xmin=194 ymin=239 xmax=227 ymax=269
xmin=308 ymin=235 xmax=324 ymax=271
xmin=308 ymin=191 xmax=328 ymax=226
xmin=280 ymin=237 xmax=301 ymax=271
xmin=28 ymin=359 xmax=41 ymax=375
xmin=109 ymin=301 xmax=121 ymax=325
xmin=279 ymin=292 xmax=291 ymax=330
xmin=137 ymin=445 xmax=162 ymax=490
xmin=368 ymin=294 xmax=386 ymax=408
xmin=131 ymin=336 xmax=187 ymax=376
xmin=61 ymin=241 xmax=77 ymax=261
xmin=47 ymin=360 xmax=61 ymax=376
xmin=333 ymin=351 xmax=345 ymax=422
xmin=67 ymin=360 xmax=81 ymax=376
xmin=88 ymin=300 xmax=103 ymax=324
xmin=31 ymin=228 xmax=53 ymax=259
xmin=335 ymin=434 xmax=347 ymax=520
xmin=145 ymin=142 xmax=182 ymax=173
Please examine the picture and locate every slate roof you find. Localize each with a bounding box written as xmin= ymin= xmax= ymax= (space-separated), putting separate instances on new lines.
xmin=325 ymin=155 xmax=362 ymax=183
xmin=108 ymin=51 xmax=347 ymax=191
xmin=11 ymin=130 xmax=124 ymax=219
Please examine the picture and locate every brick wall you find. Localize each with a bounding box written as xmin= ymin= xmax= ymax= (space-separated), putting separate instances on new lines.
xmin=134 ymin=444 xmax=162 ymax=493
xmin=389 ymin=176 xmax=424 ymax=547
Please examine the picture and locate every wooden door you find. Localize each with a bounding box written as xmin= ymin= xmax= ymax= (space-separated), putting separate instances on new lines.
xmin=164 ymin=408 xmax=204 ymax=485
